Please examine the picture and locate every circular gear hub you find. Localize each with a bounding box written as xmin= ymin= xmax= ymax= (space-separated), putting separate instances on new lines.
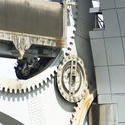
xmin=57 ymin=56 xmax=88 ymax=103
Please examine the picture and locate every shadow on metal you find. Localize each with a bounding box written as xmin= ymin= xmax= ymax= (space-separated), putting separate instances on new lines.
xmin=0 ymin=111 xmax=24 ymax=125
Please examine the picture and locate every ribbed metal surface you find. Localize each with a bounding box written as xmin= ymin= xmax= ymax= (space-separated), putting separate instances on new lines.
xmin=0 ymin=0 xmax=63 ymax=38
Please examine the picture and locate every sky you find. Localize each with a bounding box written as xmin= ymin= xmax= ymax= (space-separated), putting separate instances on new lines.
xmin=92 ymin=1 xmax=100 ymax=7
xmin=0 ymin=58 xmax=17 ymax=79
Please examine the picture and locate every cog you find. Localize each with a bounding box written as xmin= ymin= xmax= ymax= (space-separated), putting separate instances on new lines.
xmin=70 ymin=90 xmax=94 ymax=125
xmin=57 ymin=56 xmax=88 ymax=103
xmin=0 ymin=0 xmax=78 ymax=93
xmin=0 ymin=51 xmax=64 ymax=93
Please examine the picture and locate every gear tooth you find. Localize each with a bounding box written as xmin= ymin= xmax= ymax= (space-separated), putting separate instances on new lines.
xmin=35 ymin=83 xmax=39 ymax=89
xmin=67 ymin=47 xmax=71 ymax=51
xmin=57 ymin=73 xmax=60 ymax=78
xmin=16 ymin=89 xmax=19 ymax=93
xmin=76 ymin=98 xmax=79 ymax=102
xmin=78 ymin=104 xmax=82 ymax=109
xmin=65 ymin=52 xmax=69 ymax=56
xmin=18 ymin=89 xmax=21 ymax=93
xmin=58 ymin=67 xmax=62 ymax=71
xmin=9 ymin=89 xmax=13 ymax=93
xmin=26 ymin=87 xmax=29 ymax=92
xmin=72 ymin=112 xmax=75 ymax=118
xmin=1 ymin=87 xmax=4 ymax=92
xmin=81 ymin=91 xmax=85 ymax=96
xmin=31 ymin=86 xmax=35 ymax=91
xmin=14 ymin=89 xmax=17 ymax=94
xmin=47 ymin=77 xmax=50 ymax=81
xmin=58 ymin=85 xmax=61 ymax=90
xmin=4 ymin=87 xmax=8 ymax=92
xmin=32 ymin=84 xmax=36 ymax=90
xmin=86 ymin=84 xmax=88 ymax=88
xmin=70 ymin=118 xmax=73 ymax=124
xmin=73 ymin=97 xmax=77 ymax=102
xmin=37 ymin=84 xmax=40 ymax=88
xmin=7 ymin=88 xmax=10 ymax=93
xmin=74 ymin=106 xmax=78 ymax=111
xmin=61 ymin=91 xmax=64 ymax=96
xmin=54 ymin=70 xmax=57 ymax=74
xmin=42 ymin=80 xmax=45 ymax=85
xmin=50 ymin=73 xmax=54 ymax=78
xmin=84 ymin=89 xmax=87 ymax=93
xmin=30 ymin=86 xmax=33 ymax=91
xmin=65 ymin=96 xmax=68 ymax=100
xmin=34 ymin=85 xmax=37 ymax=90
xmin=21 ymin=89 xmax=24 ymax=93
xmin=0 ymin=86 xmax=3 ymax=91
xmin=17 ymin=89 xmax=20 ymax=94
xmin=70 ymin=118 xmax=76 ymax=125
xmin=23 ymin=89 xmax=26 ymax=93
xmin=78 ymin=96 xmax=82 ymax=101
xmin=70 ymin=41 xmax=73 ymax=45
xmin=26 ymin=88 xmax=29 ymax=92
xmin=34 ymin=85 xmax=37 ymax=89
xmin=52 ymin=69 xmax=56 ymax=76
xmin=69 ymin=97 xmax=73 ymax=103
xmin=45 ymin=77 xmax=48 ymax=83
xmin=39 ymin=83 xmax=42 ymax=87
xmin=43 ymin=80 xmax=46 ymax=85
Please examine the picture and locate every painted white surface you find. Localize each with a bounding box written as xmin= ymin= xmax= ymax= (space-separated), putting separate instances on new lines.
xmin=0 ymin=58 xmax=17 ymax=79
xmin=0 ymin=57 xmax=73 ymax=124
xmin=0 ymin=79 xmax=73 ymax=125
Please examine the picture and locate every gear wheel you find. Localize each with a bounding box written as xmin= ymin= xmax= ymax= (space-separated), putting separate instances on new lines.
xmin=70 ymin=89 xmax=94 ymax=125
xmin=0 ymin=0 xmax=78 ymax=93
xmin=57 ymin=56 xmax=88 ymax=103
xmin=0 ymin=51 xmax=64 ymax=93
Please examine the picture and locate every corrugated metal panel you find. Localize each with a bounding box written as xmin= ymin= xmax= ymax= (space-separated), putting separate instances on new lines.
xmin=0 ymin=0 xmax=63 ymax=38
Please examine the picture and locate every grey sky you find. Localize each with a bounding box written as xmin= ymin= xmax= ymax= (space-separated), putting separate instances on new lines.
xmin=0 ymin=58 xmax=17 ymax=79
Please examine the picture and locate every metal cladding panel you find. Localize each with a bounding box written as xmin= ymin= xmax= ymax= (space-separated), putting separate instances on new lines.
xmin=103 ymin=9 xmax=121 ymax=37
xmin=109 ymin=66 xmax=125 ymax=94
xmin=89 ymin=30 xmax=103 ymax=39
xmin=90 ymin=0 xmax=125 ymax=124
xmin=95 ymin=67 xmax=111 ymax=95
xmin=115 ymin=0 xmax=125 ymax=8
xmin=105 ymin=37 xmax=125 ymax=65
xmin=90 ymin=38 xmax=107 ymax=66
xmin=89 ymin=104 xmax=118 ymax=125
xmin=112 ymin=94 xmax=125 ymax=122
xmin=117 ymin=9 xmax=125 ymax=36
xmin=122 ymin=37 xmax=125 ymax=51
xmin=98 ymin=94 xmax=112 ymax=104
xmin=100 ymin=0 xmax=115 ymax=9
xmin=0 ymin=0 xmax=63 ymax=38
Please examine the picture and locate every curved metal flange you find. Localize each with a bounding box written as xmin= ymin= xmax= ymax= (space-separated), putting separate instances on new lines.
xmin=70 ymin=89 xmax=94 ymax=125
xmin=57 ymin=55 xmax=88 ymax=103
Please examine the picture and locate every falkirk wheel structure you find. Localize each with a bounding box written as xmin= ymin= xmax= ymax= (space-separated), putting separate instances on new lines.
xmin=0 ymin=0 xmax=121 ymax=125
